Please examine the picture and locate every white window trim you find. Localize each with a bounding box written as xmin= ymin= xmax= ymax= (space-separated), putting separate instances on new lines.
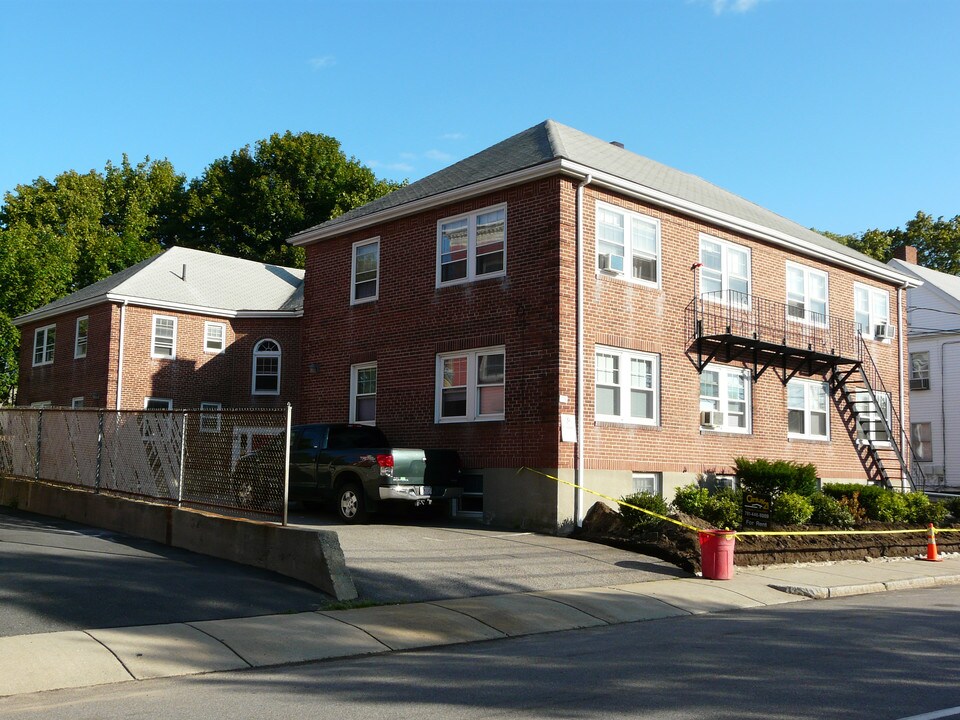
xmin=435 ymin=346 xmax=505 ymax=423
xmin=594 ymin=201 xmax=661 ymax=288
xmin=71 ymin=397 xmax=84 ymax=409
xmin=854 ymin=282 xmax=891 ymax=342
xmin=349 ymin=361 xmax=377 ymax=425
xmin=204 ymin=322 xmax=227 ymax=354
xmin=30 ymin=401 xmax=52 ymax=408
xmin=351 ymin=237 xmax=380 ymax=305
xmin=33 ymin=324 xmax=56 ymax=367
xmin=74 ymin=316 xmax=88 ymax=359
xmin=199 ymin=401 xmax=222 ymax=433
xmin=911 ymin=421 xmax=933 ymax=463
xmin=151 ymin=315 xmax=178 ymax=359
xmin=144 ymin=397 xmax=173 ymax=410
xmin=910 ymin=351 xmax=930 ymax=390
xmin=787 ymin=379 xmax=831 ymax=442
xmin=436 ymin=203 xmax=507 ymax=287
xmin=855 ymin=389 xmax=892 ymax=447
xmin=785 ymin=262 xmax=829 ymax=327
xmin=594 ymin=346 xmax=659 ymax=426
xmin=699 ymin=234 xmax=752 ymax=309
xmin=632 ymin=472 xmax=662 ymax=497
xmin=699 ymin=364 xmax=752 ymax=434
xmin=251 ymin=339 xmax=282 ymax=396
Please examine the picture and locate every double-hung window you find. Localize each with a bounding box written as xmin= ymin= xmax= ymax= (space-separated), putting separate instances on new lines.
xmin=699 ymin=365 xmax=750 ymax=433
xmin=352 ymin=238 xmax=380 ymax=303
xmin=787 ymin=379 xmax=829 ymax=440
xmin=911 ymin=422 xmax=933 ymax=462
xmin=594 ymin=347 xmax=659 ymax=425
xmin=199 ymin=401 xmax=222 ymax=433
xmin=436 ymin=347 xmax=505 ymax=422
xmin=350 ymin=362 xmax=377 ymax=425
xmin=74 ymin=317 xmax=88 ymax=359
xmin=252 ymin=339 xmax=281 ymax=395
xmin=855 ymin=389 xmax=891 ymax=444
xmin=854 ymin=284 xmax=891 ymax=339
xmin=595 ymin=202 xmax=660 ymax=286
xmin=786 ymin=263 xmax=828 ymax=326
xmin=204 ymin=322 xmax=226 ymax=353
xmin=151 ymin=315 xmax=177 ymax=358
xmin=910 ymin=351 xmax=930 ymax=390
xmin=437 ymin=205 xmax=506 ymax=286
xmin=699 ymin=235 xmax=750 ymax=307
xmin=33 ymin=324 xmax=56 ymax=366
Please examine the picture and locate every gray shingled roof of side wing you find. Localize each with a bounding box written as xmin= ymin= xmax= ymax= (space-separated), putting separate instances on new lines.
xmin=290 ymin=120 xmax=893 ymax=275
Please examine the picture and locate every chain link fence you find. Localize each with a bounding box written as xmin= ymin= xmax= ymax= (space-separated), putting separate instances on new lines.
xmin=0 ymin=407 xmax=290 ymax=523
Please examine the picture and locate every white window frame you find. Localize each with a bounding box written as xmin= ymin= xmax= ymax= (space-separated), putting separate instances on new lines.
xmin=199 ymin=401 xmax=222 ymax=433
xmin=204 ymin=322 xmax=227 ymax=354
xmin=632 ymin=472 xmax=662 ymax=497
xmin=699 ymin=364 xmax=751 ymax=434
xmin=351 ymin=237 xmax=380 ymax=305
xmin=151 ymin=315 xmax=177 ymax=359
xmin=854 ymin=283 xmax=891 ymax=340
xmin=594 ymin=346 xmax=659 ymax=426
xmin=785 ymin=262 xmax=829 ymax=327
xmin=855 ymin=389 xmax=892 ymax=446
xmin=30 ymin=401 xmax=53 ymax=408
xmin=787 ymin=379 xmax=830 ymax=441
xmin=251 ymin=339 xmax=282 ymax=396
xmin=33 ymin=324 xmax=56 ymax=367
xmin=144 ymin=397 xmax=173 ymax=410
xmin=911 ymin=422 xmax=933 ymax=463
xmin=349 ymin=362 xmax=377 ymax=425
xmin=910 ymin=351 xmax=930 ymax=390
xmin=74 ymin=316 xmax=88 ymax=359
xmin=699 ymin=234 xmax=751 ymax=308
xmin=71 ymin=397 xmax=84 ymax=409
xmin=436 ymin=204 xmax=507 ymax=287
xmin=595 ymin=201 xmax=661 ymax=288
xmin=435 ymin=346 xmax=505 ymax=423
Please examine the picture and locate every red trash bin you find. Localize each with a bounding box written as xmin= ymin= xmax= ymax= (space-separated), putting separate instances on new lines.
xmin=698 ymin=530 xmax=736 ymax=580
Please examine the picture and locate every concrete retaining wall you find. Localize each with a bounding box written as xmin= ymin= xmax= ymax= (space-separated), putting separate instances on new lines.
xmin=0 ymin=476 xmax=357 ymax=601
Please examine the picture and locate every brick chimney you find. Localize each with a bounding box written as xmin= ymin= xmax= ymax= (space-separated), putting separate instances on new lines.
xmin=893 ymin=245 xmax=918 ymax=264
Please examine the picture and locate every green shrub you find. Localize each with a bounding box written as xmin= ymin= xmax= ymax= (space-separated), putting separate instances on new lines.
xmin=734 ymin=456 xmax=818 ymax=498
xmin=809 ymin=493 xmax=856 ymax=528
xmin=864 ymin=490 xmax=909 ymax=523
xmin=703 ymin=488 xmax=742 ymax=529
xmin=947 ymin=496 xmax=960 ymax=520
xmin=904 ymin=493 xmax=950 ymax=525
xmin=619 ymin=492 xmax=669 ymax=532
xmin=672 ymin=484 xmax=710 ymax=517
xmin=772 ymin=492 xmax=814 ymax=526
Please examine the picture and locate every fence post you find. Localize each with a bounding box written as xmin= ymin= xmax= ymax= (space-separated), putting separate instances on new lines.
xmin=35 ymin=409 xmax=42 ymax=481
xmin=178 ymin=411 xmax=187 ymax=507
xmin=282 ymin=403 xmax=292 ymax=527
xmin=95 ymin=409 xmax=104 ymax=493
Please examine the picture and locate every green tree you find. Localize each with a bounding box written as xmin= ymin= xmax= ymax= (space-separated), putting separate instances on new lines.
xmin=181 ymin=131 xmax=402 ymax=267
xmin=0 ymin=314 xmax=18 ymax=403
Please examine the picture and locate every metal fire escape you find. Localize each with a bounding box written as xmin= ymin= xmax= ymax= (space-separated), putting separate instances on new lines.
xmin=686 ymin=290 xmax=925 ymax=491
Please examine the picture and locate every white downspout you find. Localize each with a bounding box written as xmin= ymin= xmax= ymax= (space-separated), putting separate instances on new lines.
xmin=115 ymin=300 xmax=128 ymax=409
xmin=896 ymin=285 xmax=907 ymax=490
xmin=575 ymin=173 xmax=592 ymax=527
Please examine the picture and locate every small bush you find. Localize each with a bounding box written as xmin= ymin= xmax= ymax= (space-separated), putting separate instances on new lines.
xmin=672 ymin=484 xmax=710 ymax=517
xmin=809 ymin=493 xmax=856 ymax=528
xmin=904 ymin=493 xmax=950 ymax=525
xmin=703 ymin=488 xmax=742 ymax=529
xmin=864 ymin=490 xmax=909 ymax=523
xmin=947 ymin=496 xmax=960 ymax=520
xmin=837 ymin=492 xmax=868 ymax=525
xmin=772 ymin=492 xmax=814 ymax=526
xmin=619 ymin=492 xmax=669 ymax=532
xmin=734 ymin=456 xmax=818 ymax=498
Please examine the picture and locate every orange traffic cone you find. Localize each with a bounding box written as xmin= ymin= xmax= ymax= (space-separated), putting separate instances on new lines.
xmin=924 ymin=523 xmax=943 ymax=562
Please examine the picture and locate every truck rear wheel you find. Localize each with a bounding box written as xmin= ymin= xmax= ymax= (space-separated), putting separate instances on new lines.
xmin=337 ymin=482 xmax=368 ymax=524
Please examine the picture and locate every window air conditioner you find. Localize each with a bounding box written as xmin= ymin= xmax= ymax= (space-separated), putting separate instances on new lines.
xmin=874 ymin=323 xmax=896 ymax=340
xmin=700 ymin=410 xmax=724 ymax=429
xmin=910 ymin=377 xmax=930 ymax=391
xmin=598 ymin=253 xmax=625 ymax=274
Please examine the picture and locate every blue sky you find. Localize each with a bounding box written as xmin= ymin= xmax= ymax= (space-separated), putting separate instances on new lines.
xmin=1 ymin=0 xmax=957 ymax=235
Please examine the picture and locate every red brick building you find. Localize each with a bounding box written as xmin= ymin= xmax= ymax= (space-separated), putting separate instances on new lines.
xmin=289 ymin=120 xmax=921 ymax=530
xmin=13 ymin=246 xmax=302 ymax=412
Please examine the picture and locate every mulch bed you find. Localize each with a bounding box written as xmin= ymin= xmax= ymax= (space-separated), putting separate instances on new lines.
xmin=575 ymin=502 xmax=960 ymax=574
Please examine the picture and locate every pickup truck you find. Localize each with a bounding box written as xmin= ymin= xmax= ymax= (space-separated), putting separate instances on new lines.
xmin=233 ymin=423 xmax=463 ymax=523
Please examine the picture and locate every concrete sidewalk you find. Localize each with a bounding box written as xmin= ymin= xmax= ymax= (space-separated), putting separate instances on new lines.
xmin=1 ymin=555 xmax=957 ymax=699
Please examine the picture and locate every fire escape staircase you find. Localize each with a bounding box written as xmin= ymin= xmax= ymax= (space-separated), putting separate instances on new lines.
xmin=687 ymin=291 xmax=925 ymax=491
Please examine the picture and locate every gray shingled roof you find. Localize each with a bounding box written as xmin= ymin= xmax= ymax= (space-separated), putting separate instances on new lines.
xmin=14 ymin=246 xmax=304 ymax=324
xmin=290 ymin=120 xmax=894 ymax=275
xmin=889 ymin=258 xmax=960 ymax=306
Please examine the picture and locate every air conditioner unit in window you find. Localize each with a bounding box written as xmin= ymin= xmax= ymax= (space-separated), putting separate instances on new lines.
xmin=874 ymin=323 xmax=896 ymax=340
xmin=700 ymin=410 xmax=724 ymax=429
xmin=598 ymin=253 xmax=625 ymax=274
xmin=910 ymin=377 xmax=930 ymax=391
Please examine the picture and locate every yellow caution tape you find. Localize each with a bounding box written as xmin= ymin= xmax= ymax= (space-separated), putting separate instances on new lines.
xmin=518 ymin=466 xmax=957 ymax=540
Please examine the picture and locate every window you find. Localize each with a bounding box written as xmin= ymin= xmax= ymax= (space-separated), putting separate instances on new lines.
xmin=204 ymin=322 xmax=226 ymax=354
xmin=787 ymin=379 xmax=829 ymax=440
xmin=700 ymin=365 xmax=750 ymax=433
xmin=595 ymin=202 xmax=660 ymax=286
xmin=786 ymin=263 xmax=828 ymax=326
xmin=352 ymin=238 xmax=380 ymax=304
xmin=436 ymin=347 xmax=505 ymax=422
xmin=594 ymin=347 xmax=659 ymax=425
xmin=632 ymin=472 xmax=662 ymax=497
xmin=910 ymin=351 xmax=930 ymax=390
xmin=699 ymin=235 xmax=750 ymax=306
xmin=74 ymin=317 xmax=88 ymax=359
xmin=911 ymin=422 xmax=933 ymax=462
xmin=437 ymin=205 xmax=506 ymax=286
xmin=350 ymin=362 xmax=377 ymax=425
xmin=71 ymin=397 xmax=84 ymax=409
xmin=854 ymin=284 xmax=891 ymax=339
xmin=151 ymin=315 xmax=177 ymax=358
xmin=144 ymin=397 xmax=173 ymax=410
xmin=855 ymin=390 xmax=891 ymax=444
xmin=33 ymin=324 xmax=56 ymax=366
xmin=252 ymin=339 xmax=281 ymax=395
xmin=30 ymin=401 xmax=52 ymax=408
xmin=199 ymin=401 xmax=222 ymax=433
